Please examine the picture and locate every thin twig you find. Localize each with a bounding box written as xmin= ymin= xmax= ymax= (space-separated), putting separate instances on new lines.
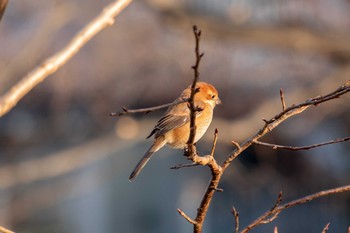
xmin=254 ymin=136 xmax=350 ymax=151
xmin=170 ymin=163 xmax=200 ymax=169
xmin=210 ymin=129 xmax=219 ymax=157
xmin=177 ymin=208 xmax=197 ymax=225
xmin=280 ymin=88 xmax=286 ymax=111
xmin=231 ymin=140 xmax=241 ymax=150
xmin=272 ymin=191 xmax=283 ymax=210
xmin=260 ymin=192 xmax=283 ymax=224
xmin=274 ymin=226 xmax=278 ymax=233
xmin=240 ymin=185 xmax=350 ymax=233
xmin=187 ymin=25 xmax=203 ymax=158
xmin=231 ymin=206 xmax=239 ymax=233
xmin=110 ymin=98 xmax=188 ymax=116
xmin=321 ymin=223 xmax=330 ymax=233
xmin=0 ymin=0 xmax=132 ymax=117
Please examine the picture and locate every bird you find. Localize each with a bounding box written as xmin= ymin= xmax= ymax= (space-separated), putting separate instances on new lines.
xmin=129 ymin=82 xmax=221 ymax=181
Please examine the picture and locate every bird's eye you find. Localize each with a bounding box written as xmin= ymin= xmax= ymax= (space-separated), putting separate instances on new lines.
xmin=211 ymin=94 xmax=216 ymax=99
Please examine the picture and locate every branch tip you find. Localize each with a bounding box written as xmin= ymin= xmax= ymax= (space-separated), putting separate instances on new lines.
xmin=231 ymin=206 xmax=239 ymax=233
xmin=231 ymin=140 xmax=240 ymax=149
xmin=321 ymin=223 xmax=330 ymax=233
xmin=178 ymin=208 xmax=197 ymax=225
xmin=279 ymin=88 xmax=286 ymax=111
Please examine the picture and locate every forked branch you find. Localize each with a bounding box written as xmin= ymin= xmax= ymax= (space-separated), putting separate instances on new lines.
xmin=240 ymin=185 xmax=350 ymax=233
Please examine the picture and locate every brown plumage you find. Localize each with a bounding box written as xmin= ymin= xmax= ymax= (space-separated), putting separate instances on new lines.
xmin=129 ymin=82 xmax=221 ymax=181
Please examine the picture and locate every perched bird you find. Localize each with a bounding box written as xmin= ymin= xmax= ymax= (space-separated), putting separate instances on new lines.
xmin=129 ymin=82 xmax=221 ymax=181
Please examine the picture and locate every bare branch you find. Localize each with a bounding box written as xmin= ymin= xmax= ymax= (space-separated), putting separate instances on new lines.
xmin=170 ymin=163 xmax=199 ymax=169
xmin=240 ymin=185 xmax=350 ymax=233
xmin=0 ymin=225 xmax=14 ymax=233
xmin=231 ymin=206 xmax=239 ymax=233
xmin=272 ymin=191 xmax=283 ymax=210
xmin=177 ymin=208 xmax=197 ymax=225
xmin=222 ymin=79 xmax=350 ymax=169
xmin=280 ymin=88 xmax=286 ymax=111
xmin=259 ymin=192 xmax=283 ymax=224
xmin=210 ymin=128 xmax=219 ymax=157
xmin=254 ymin=136 xmax=350 ymax=151
xmin=321 ymin=223 xmax=330 ymax=233
xmin=274 ymin=226 xmax=278 ymax=233
xmin=110 ymin=98 xmax=188 ymax=116
xmin=0 ymin=0 xmax=132 ymax=117
xmin=187 ymin=25 xmax=203 ymax=157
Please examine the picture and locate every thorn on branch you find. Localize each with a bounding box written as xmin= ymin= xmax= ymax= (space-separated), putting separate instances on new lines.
xmin=231 ymin=140 xmax=240 ymax=150
xmin=215 ymin=188 xmax=224 ymax=192
xmin=262 ymin=118 xmax=269 ymax=124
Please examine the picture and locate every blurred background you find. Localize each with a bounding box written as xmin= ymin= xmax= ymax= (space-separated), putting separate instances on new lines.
xmin=0 ymin=0 xmax=349 ymax=232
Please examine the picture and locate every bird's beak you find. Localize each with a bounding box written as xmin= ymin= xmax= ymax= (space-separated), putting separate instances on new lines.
xmin=216 ymin=98 xmax=222 ymax=105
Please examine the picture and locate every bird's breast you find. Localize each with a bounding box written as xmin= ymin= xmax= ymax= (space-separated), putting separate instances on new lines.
xmin=164 ymin=107 xmax=213 ymax=149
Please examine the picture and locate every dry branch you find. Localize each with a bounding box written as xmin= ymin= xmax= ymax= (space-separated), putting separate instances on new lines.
xmin=222 ymin=79 xmax=350 ymax=169
xmin=187 ymin=25 xmax=203 ymax=159
xmin=110 ymin=98 xmax=188 ymax=116
xmin=0 ymin=0 xmax=132 ymax=117
xmin=178 ymin=209 xmax=197 ymax=225
xmin=240 ymin=185 xmax=350 ymax=233
xmin=231 ymin=206 xmax=239 ymax=233
xmin=0 ymin=225 xmax=14 ymax=233
xmin=176 ymin=26 xmax=223 ymax=233
xmin=254 ymin=137 xmax=350 ymax=151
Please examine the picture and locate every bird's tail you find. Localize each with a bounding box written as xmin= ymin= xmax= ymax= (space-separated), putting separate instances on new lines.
xmin=129 ymin=138 xmax=165 ymax=181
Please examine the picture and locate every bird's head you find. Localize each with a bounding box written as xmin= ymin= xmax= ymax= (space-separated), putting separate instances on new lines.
xmin=194 ymin=82 xmax=221 ymax=108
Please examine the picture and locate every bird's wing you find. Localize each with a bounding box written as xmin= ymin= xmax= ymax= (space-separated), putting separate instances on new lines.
xmin=147 ymin=101 xmax=205 ymax=138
